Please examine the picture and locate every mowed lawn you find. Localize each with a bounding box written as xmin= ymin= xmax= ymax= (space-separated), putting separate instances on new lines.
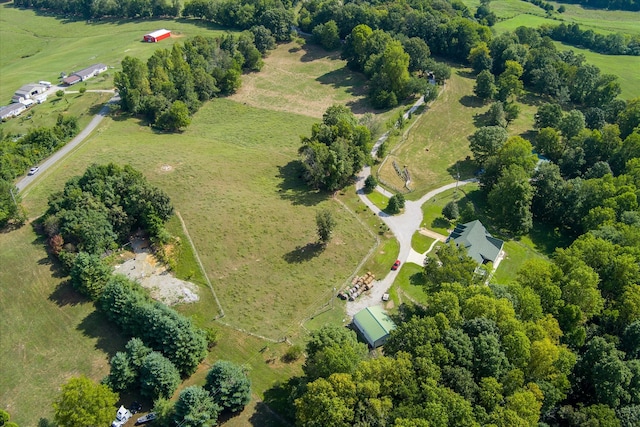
xmin=0 ymin=5 xmax=226 ymax=101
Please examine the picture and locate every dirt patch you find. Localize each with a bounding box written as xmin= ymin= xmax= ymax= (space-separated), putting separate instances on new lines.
xmin=160 ymin=164 xmax=173 ymax=172
xmin=114 ymin=237 xmax=198 ymax=306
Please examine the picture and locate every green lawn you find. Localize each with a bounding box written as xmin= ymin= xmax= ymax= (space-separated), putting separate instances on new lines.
xmin=0 ymin=5 xmax=227 ymax=102
xmin=493 ymin=238 xmax=548 ymax=284
xmin=0 ymin=224 xmax=126 ymax=425
xmin=412 ymin=231 xmax=435 ymax=253
xmin=366 ymin=190 xmax=390 ymax=211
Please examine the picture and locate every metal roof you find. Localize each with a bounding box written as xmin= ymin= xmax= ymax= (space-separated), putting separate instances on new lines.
xmin=446 ymin=220 xmax=503 ymax=264
xmin=353 ymin=306 xmax=396 ymax=347
xmin=145 ymin=29 xmax=170 ymax=38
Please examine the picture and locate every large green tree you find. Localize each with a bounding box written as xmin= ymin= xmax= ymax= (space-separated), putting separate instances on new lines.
xmin=488 ymin=165 xmax=534 ymax=235
xmin=52 ymin=376 xmax=118 ymax=427
xmin=204 ymin=360 xmax=251 ymax=413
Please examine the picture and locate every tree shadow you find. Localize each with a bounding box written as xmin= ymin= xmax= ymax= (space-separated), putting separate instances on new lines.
xmin=77 ymin=310 xmax=128 ymax=359
xmin=446 ymin=157 xmax=477 ymax=180
xmin=276 ymin=161 xmax=328 ymax=206
xmin=473 ymin=110 xmax=491 ymax=128
xmin=528 ymin=221 xmax=573 ymax=256
xmin=459 ymin=95 xmax=484 ymax=108
xmin=244 ymin=401 xmax=289 ymax=427
xmin=299 ymin=43 xmax=341 ymax=63
xmin=409 ymin=271 xmax=427 ymax=286
xmin=49 ymin=280 xmax=90 ymax=307
xmin=283 ymin=242 xmax=323 ymax=264
xmin=262 ymin=377 xmax=304 ymax=425
xmin=38 ymin=418 xmax=56 ymax=427
xmin=316 ymin=67 xmax=368 ymax=101
xmin=431 ymin=217 xmax=451 ymax=229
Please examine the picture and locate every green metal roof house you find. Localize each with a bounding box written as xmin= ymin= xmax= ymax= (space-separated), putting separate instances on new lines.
xmin=446 ymin=220 xmax=504 ymax=265
xmin=353 ymin=306 xmax=397 ymax=348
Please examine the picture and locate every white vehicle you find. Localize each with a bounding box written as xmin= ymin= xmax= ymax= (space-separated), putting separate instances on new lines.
xmin=112 ymin=405 xmax=132 ymax=427
xmin=28 ymin=166 xmax=39 ymax=175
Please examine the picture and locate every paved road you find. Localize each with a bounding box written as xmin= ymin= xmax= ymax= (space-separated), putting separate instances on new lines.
xmin=346 ymin=94 xmax=476 ymax=316
xmin=16 ymin=93 xmax=119 ymax=192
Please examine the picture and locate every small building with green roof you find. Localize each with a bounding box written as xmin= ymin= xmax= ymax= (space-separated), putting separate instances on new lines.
xmin=353 ymin=306 xmax=397 ymax=348
xmin=446 ymin=220 xmax=504 ymax=265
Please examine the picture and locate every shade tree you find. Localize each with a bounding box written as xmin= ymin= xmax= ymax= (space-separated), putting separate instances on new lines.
xmin=204 ymin=360 xmax=252 ymax=413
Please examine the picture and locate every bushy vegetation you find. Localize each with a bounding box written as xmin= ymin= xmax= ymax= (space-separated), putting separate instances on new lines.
xmin=99 ymin=275 xmax=207 ymax=376
xmin=42 ymin=163 xmax=173 ymax=260
xmin=0 ymin=114 xmax=79 ymax=181
xmin=299 ymin=104 xmax=371 ymax=191
xmin=115 ymin=34 xmax=266 ymax=130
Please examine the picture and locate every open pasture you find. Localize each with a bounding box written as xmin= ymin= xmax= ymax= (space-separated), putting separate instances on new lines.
xmin=21 ymin=98 xmax=376 ymax=339
xmin=0 ymin=5 xmax=226 ymax=102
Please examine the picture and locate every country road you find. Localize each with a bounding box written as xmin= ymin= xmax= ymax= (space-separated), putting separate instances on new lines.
xmin=16 ymin=93 xmax=119 ymax=192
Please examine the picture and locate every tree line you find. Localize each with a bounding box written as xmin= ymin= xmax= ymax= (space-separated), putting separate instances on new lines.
xmin=115 ymin=33 xmax=268 ymax=131
xmin=0 ymin=115 xmax=79 ymax=228
xmin=541 ymin=23 xmax=640 ymax=56
xmin=553 ymin=0 xmax=640 ymax=11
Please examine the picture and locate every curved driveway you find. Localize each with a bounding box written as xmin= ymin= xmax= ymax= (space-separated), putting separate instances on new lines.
xmin=16 ymin=92 xmax=118 ymax=192
xmin=346 ymin=95 xmax=476 ymax=316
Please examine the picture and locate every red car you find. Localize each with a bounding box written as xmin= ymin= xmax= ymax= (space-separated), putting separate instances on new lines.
xmin=391 ymin=260 xmax=401 ymax=270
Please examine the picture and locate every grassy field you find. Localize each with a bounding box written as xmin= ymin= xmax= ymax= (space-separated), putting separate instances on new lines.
xmin=0 ymin=5 xmax=227 ymax=102
xmin=551 ymin=41 xmax=640 ymax=100
xmin=376 ymin=68 xmax=480 ymax=200
xmin=0 ymin=224 xmax=126 ymax=425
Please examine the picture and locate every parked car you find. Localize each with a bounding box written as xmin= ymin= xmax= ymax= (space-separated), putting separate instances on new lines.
xmin=135 ymin=413 xmax=157 ymax=425
xmin=28 ymin=166 xmax=39 ymax=175
xmin=111 ymin=406 xmax=132 ymax=427
xmin=391 ymin=260 xmax=401 ymax=270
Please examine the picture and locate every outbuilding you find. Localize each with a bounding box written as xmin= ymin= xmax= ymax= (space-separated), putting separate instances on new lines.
xmin=0 ymin=103 xmax=27 ymax=120
xmin=353 ymin=306 xmax=397 ymax=348
xmin=143 ymin=29 xmax=171 ymax=43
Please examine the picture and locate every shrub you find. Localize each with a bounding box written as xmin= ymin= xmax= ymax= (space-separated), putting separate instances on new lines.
xmin=443 ymin=201 xmax=460 ymax=220
xmin=283 ymin=344 xmax=304 ymax=362
xmin=364 ymin=175 xmax=378 ymax=193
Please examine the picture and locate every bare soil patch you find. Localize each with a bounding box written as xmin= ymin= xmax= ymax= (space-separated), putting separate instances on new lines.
xmin=114 ymin=237 xmax=199 ymax=305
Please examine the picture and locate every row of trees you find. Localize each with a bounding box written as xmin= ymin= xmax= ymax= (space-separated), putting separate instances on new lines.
xmin=13 ymin=0 xmax=181 ymax=18
xmin=41 ymin=163 xmax=207 ymax=375
xmin=541 ymin=23 xmax=640 ymax=56
xmin=553 ymin=0 xmax=640 ymax=11
xmin=183 ymin=0 xmax=294 ymax=42
xmin=115 ymin=33 xmax=268 ymax=131
xmin=53 ymin=359 xmax=251 ymax=427
xmin=0 ymin=114 xmax=79 ymax=181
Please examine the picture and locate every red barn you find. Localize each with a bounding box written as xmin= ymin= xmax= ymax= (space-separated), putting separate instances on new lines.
xmin=143 ymin=29 xmax=171 ymax=43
